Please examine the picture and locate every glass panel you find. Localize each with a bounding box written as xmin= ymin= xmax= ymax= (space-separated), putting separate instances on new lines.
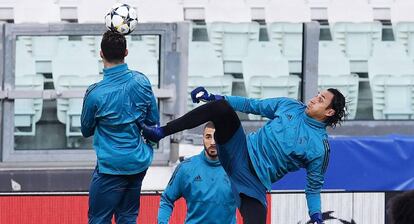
xmin=319 ymin=21 xmax=414 ymax=120
xmin=14 ymin=34 xmax=160 ymax=150
xmin=187 ymin=22 xmax=303 ymax=121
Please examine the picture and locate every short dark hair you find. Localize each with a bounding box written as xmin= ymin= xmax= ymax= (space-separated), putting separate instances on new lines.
xmin=101 ymin=30 xmax=126 ymax=63
xmin=388 ymin=190 xmax=414 ymax=224
xmin=204 ymin=121 xmax=215 ymax=131
xmin=325 ymin=88 xmax=347 ymax=128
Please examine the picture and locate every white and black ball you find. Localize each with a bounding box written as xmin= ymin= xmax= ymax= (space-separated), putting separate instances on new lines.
xmin=105 ymin=3 xmax=138 ymax=35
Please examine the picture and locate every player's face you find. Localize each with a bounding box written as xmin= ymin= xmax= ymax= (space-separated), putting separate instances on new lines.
xmin=203 ymin=127 xmax=217 ymax=160
xmin=305 ymin=90 xmax=335 ymax=122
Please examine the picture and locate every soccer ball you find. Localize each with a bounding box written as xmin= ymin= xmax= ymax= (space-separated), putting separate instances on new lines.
xmin=105 ymin=3 xmax=138 ymax=35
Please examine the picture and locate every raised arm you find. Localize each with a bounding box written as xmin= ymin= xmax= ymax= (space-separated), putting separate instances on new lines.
xmin=190 ymin=86 xmax=288 ymax=119
xmin=225 ymin=96 xmax=288 ymax=119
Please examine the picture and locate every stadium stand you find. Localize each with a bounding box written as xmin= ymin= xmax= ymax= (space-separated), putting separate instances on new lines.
xmin=187 ymin=41 xmax=232 ymax=111
xmin=328 ymin=0 xmax=382 ymax=73
xmin=368 ymin=41 xmax=414 ymax=119
xmin=318 ymin=41 xmax=359 ymax=119
xmin=242 ymin=41 xmax=299 ymax=120
xmin=265 ymin=0 xmax=310 ymax=74
xmin=52 ymin=39 xmax=101 ymax=136
xmin=14 ymin=39 xmax=44 ymax=136
xmin=391 ymin=0 xmax=414 ymax=60
xmin=2 ymin=1 xmax=414 ymax=223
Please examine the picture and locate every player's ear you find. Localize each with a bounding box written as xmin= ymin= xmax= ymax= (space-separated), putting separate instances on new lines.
xmin=100 ymin=50 xmax=104 ymax=60
xmin=325 ymin=108 xmax=335 ymax=117
xmin=125 ymin=48 xmax=128 ymax=57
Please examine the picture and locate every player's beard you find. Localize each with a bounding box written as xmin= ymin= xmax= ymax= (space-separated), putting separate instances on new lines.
xmin=205 ymin=146 xmax=218 ymax=159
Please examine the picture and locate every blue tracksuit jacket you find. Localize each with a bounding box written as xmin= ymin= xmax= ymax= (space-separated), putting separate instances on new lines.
xmin=81 ymin=63 xmax=159 ymax=175
xmin=158 ymin=151 xmax=236 ymax=224
xmin=225 ymin=96 xmax=330 ymax=216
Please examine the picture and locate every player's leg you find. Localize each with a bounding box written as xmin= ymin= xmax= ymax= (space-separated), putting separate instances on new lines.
xmin=88 ymin=168 xmax=126 ymax=224
xmin=164 ymin=100 xmax=240 ymax=144
xmin=239 ymin=194 xmax=267 ymax=224
xmin=216 ymin=127 xmax=267 ymax=224
xmin=114 ymin=170 xmax=147 ymax=224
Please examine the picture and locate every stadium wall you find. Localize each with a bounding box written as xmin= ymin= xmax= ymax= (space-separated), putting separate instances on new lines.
xmin=0 ymin=192 xmax=395 ymax=224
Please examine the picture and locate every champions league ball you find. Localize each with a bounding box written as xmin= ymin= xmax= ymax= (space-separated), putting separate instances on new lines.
xmin=105 ymin=3 xmax=138 ymax=35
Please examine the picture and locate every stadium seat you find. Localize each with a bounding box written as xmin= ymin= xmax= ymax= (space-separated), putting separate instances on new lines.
xmin=242 ymin=42 xmax=299 ymax=120
xmin=207 ymin=22 xmax=260 ymax=74
xmin=318 ymin=41 xmax=359 ymax=119
xmin=307 ymin=0 xmax=331 ymax=20
xmin=56 ymin=75 xmax=102 ymax=136
xmin=187 ymin=42 xmax=232 ymax=111
xmin=244 ymin=0 xmax=270 ymax=20
xmin=265 ymin=0 xmax=311 ymax=23
xmin=137 ymin=0 xmax=184 ymax=22
xmin=265 ymin=0 xmax=310 ymax=74
xmin=52 ymin=40 xmax=101 ymax=136
xmin=205 ymin=0 xmax=251 ymax=23
xmin=14 ymin=0 xmax=60 ymax=23
xmin=391 ymin=0 xmax=414 ymax=60
xmin=14 ymin=39 xmax=44 ymax=136
xmin=14 ymin=75 xmax=45 ymax=136
xmin=368 ymin=41 xmax=414 ymax=119
xmin=328 ymin=0 xmax=382 ymax=73
xmin=77 ymin=0 xmax=115 ymax=23
xmin=125 ymin=39 xmax=159 ymax=88
xmin=267 ymin=23 xmax=304 ymax=74
xmin=204 ymin=0 xmax=256 ymax=74
xmin=368 ymin=0 xmax=393 ymax=20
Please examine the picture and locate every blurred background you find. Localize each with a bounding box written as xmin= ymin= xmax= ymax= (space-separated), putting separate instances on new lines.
xmin=0 ymin=0 xmax=413 ymax=223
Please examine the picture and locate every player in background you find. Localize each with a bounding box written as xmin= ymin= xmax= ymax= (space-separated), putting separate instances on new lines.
xmin=158 ymin=122 xmax=236 ymax=224
xmin=387 ymin=190 xmax=414 ymax=224
xmin=81 ymin=31 xmax=159 ymax=224
xmin=141 ymin=87 xmax=346 ymax=224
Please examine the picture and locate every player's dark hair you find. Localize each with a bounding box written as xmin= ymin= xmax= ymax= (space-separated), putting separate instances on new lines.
xmin=203 ymin=121 xmax=215 ymax=131
xmin=101 ymin=30 xmax=126 ymax=63
xmin=388 ymin=190 xmax=414 ymax=224
xmin=325 ymin=88 xmax=347 ymax=128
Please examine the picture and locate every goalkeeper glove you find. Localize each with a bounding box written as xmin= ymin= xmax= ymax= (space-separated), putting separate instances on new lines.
xmin=310 ymin=212 xmax=324 ymax=224
xmin=190 ymin=86 xmax=224 ymax=103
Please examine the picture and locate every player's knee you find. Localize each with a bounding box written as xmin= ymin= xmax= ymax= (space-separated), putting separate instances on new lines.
xmin=211 ymin=100 xmax=233 ymax=116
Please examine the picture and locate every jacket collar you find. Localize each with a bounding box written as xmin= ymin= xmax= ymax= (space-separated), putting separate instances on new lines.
xmin=103 ymin=63 xmax=128 ymax=77
xmin=200 ymin=150 xmax=221 ymax=167
xmin=304 ymin=112 xmax=327 ymax=129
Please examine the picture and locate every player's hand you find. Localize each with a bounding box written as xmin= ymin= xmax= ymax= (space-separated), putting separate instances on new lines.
xmin=310 ymin=212 xmax=324 ymax=224
xmin=190 ymin=86 xmax=224 ymax=103
xmin=140 ymin=123 xmax=165 ymax=143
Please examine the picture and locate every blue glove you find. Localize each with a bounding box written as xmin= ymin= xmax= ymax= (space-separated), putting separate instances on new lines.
xmin=310 ymin=213 xmax=324 ymax=224
xmin=140 ymin=123 xmax=165 ymax=143
xmin=190 ymin=86 xmax=224 ymax=103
